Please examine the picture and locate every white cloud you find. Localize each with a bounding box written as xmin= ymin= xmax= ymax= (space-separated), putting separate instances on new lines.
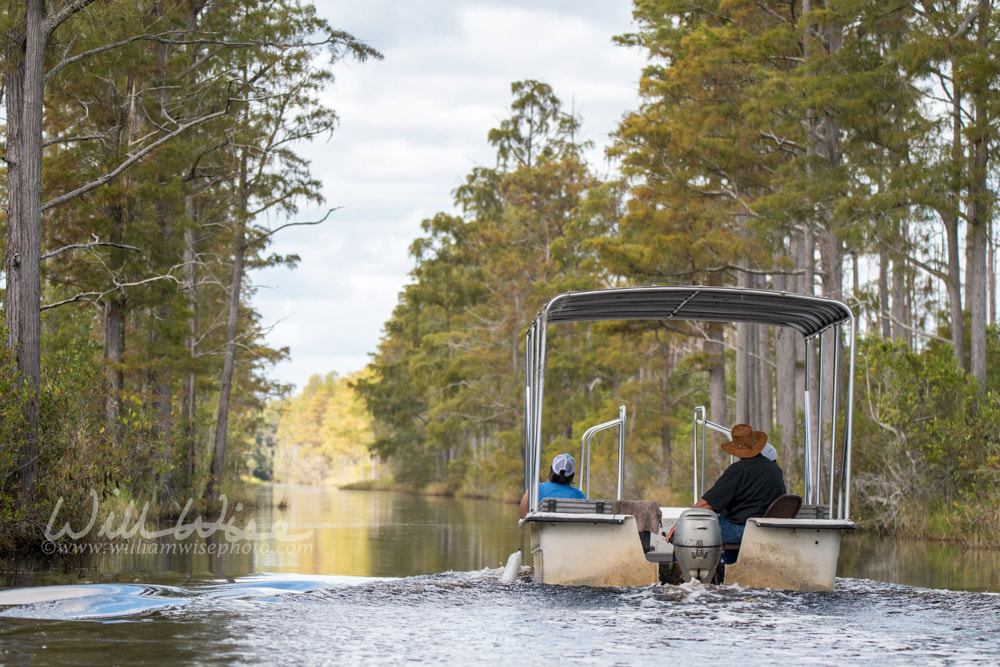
xmin=252 ymin=1 xmax=646 ymax=391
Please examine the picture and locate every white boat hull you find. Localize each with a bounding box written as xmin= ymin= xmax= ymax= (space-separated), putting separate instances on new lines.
xmin=724 ymin=518 xmax=854 ymax=591
xmin=528 ymin=513 xmax=658 ymax=587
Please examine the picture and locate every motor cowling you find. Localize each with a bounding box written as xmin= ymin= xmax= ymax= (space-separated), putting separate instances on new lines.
xmin=672 ymin=508 xmax=722 ymax=583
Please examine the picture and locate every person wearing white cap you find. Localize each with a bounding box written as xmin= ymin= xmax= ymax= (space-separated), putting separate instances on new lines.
xmin=518 ymin=452 xmax=586 ymax=518
xmin=666 ymin=424 xmax=785 ymax=562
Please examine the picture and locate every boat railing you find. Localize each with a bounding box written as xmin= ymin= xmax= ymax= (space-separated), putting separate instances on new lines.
xmin=693 ymin=395 xmax=853 ymax=521
xmin=692 ymin=407 xmax=731 ymax=503
xmin=578 ymin=405 xmax=627 ymax=500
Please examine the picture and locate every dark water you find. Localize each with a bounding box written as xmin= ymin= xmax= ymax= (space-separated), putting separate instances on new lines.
xmin=2 ymin=484 xmax=1000 ymax=665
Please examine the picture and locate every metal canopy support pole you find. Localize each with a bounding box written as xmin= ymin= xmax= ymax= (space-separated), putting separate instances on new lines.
xmin=524 ymin=324 xmax=535 ymax=495
xmin=842 ymin=314 xmax=857 ymax=520
xmin=692 ymin=406 xmax=704 ymax=503
xmin=616 ymin=405 xmax=627 ymax=500
xmin=817 ymin=332 xmax=825 ymax=507
xmin=700 ymin=410 xmax=707 ymax=497
xmin=530 ymin=314 xmax=548 ymax=514
xmin=803 ymin=338 xmax=813 ymax=505
xmin=828 ymin=326 xmax=841 ymax=515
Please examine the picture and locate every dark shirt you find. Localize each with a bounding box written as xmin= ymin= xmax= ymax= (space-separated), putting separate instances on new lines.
xmin=701 ymin=455 xmax=786 ymax=525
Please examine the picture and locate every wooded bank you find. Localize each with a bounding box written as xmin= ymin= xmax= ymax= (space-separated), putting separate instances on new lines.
xmin=0 ymin=0 xmax=380 ymax=547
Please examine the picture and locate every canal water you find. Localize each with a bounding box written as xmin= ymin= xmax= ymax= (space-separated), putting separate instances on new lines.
xmin=1 ymin=484 xmax=999 ymax=664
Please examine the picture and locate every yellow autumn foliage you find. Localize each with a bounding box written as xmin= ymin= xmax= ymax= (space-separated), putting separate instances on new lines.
xmin=273 ymin=370 xmax=377 ymax=486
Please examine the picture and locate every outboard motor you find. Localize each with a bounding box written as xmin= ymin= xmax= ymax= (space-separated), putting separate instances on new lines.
xmin=672 ymin=508 xmax=722 ymax=583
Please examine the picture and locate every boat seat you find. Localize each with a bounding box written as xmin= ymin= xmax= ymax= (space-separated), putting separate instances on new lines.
xmin=766 ymin=494 xmax=803 ymax=519
xmin=536 ymin=498 xmax=661 ymax=539
xmin=537 ymin=497 xmax=614 ymax=514
xmin=722 ymin=494 xmax=803 ymax=552
xmin=795 ymin=503 xmax=829 ymax=519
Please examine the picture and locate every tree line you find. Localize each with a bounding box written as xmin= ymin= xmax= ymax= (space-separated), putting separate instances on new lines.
xmin=0 ymin=0 xmax=379 ymax=543
xmin=271 ymin=371 xmax=375 ymax=487
xmin=357 ymin=1 xmax=1000 ymax=543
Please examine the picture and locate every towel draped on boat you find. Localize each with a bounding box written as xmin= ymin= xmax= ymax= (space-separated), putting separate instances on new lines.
xmin=612 ymin=499 xmax=662 ymax=533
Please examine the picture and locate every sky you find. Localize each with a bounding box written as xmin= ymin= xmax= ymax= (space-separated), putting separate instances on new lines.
xmin=251 ymin=1 xmax=648 ymax=392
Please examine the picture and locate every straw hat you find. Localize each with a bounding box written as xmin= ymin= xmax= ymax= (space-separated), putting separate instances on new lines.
xmin=722 ymin=424 xmax=768 ymax=459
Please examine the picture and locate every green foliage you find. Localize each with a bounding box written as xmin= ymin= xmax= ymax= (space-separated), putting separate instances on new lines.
xmin=2 ymin=0 xmax=381 ymax=539
xmin=0 ymin=327 xmax=119 ymax=546
xmin=0 ymin=343 xmax=33 ymax=523
xmin=852 ymin=335 xmax=1000 ymax=542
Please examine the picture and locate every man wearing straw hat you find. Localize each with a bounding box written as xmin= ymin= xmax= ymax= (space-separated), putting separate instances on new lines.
xmin=668 ymin=424 xmax=785 ymax=557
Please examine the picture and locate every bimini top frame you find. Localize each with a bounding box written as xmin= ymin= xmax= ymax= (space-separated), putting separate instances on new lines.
xmin=523 ymin=286 xmax=857 ymax=519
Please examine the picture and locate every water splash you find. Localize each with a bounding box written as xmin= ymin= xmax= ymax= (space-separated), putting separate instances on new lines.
xmin=1 ymin=572 xmax=998 ymax=664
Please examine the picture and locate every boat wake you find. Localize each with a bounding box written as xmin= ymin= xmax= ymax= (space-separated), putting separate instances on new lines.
xmin=1 ymin=571 xmax=998 ymax=664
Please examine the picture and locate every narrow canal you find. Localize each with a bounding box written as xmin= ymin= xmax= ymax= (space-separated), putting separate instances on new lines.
xmin=1 ymin=484 xmax=998 ymax=664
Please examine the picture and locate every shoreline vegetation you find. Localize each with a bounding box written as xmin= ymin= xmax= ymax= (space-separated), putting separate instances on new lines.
xmin=0 ymin=2 xmax=382 ymax=558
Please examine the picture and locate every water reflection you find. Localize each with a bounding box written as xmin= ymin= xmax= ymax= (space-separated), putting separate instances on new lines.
xmin=252 ymin=485 xmax=521 ymax=577
xmin=3 ymin=484 xmax=1000 ymax=593
xmin=2 ymin=485 xmax=523 ymax=588
xmin=839 ymin=531 xmax=1000 ymax=592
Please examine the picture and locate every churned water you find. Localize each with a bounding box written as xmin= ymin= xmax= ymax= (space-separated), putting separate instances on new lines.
xmin=1 ymin=571 xmax=999 ymax=665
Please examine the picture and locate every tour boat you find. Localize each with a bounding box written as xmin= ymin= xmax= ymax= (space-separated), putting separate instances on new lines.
xmin=503 ymin=286 xmax=857 ymax=591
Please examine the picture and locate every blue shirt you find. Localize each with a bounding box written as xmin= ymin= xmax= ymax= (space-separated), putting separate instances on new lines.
xmin=538 ymin=481 xmax=586 ymax=501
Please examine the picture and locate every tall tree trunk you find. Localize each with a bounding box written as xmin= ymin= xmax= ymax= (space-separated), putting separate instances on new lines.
xmin=735 ymin=322 xmax=750 ymax=427
xmin=775 ymin=327 xmax=796 ymax=465
xmin=967 ymin=218 xmax=988 ymax=386
xmin=878 ymin=244 xmax=891 ymax=339
xmin=103 ymin=294 xmax=126 ymax=445
xmin=891 ymin=256 xmax=908 ymax=345
xmin=659 ymin=338 xmax=673 ymax=484
xmin=206 ymin=146 xmax=248 ymax=509
xmin=967 ymin=0 xmax=991 ymax=388
xmin=945 ymin=55 xmax=965 ymax=364
xmin=789 ymin=227 xmax=813 ymax=491
xmin=990 ymin=229 xmax=996 ymax=326
xmin=181 ymin=201 xmax=199 ymax=496
xmin=102 ymin=69 xmax=141 ymax=447
xmin=151 ymin=0 xmax=174 ymax=501
xmin=757 ymin=321 xmax=772 ymax=433
xmin=206 ymin=221 xmax=245 ymax=509
xmin=734 ymin=215 xmax=754 ymax=427
xmin=3 ymin=0 xmax=46 ymax=509
xmin=706 ymin=321 xmax=726 ymax=427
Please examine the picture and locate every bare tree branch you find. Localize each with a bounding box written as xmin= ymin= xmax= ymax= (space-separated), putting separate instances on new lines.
xmin=42 ymin=133 xmax=105 ymax=148
xmin=42 ymin=91 xmax=232 ymax=212
xmin=42 ymin=0 xmax=100 ymax=39
xmin=251 ymin=207 xmax=340 ymax=243
xmin=42 ymin=239 xmax=141 ymax=261
xmin=41 ymin=273 xmax=181 ymax=311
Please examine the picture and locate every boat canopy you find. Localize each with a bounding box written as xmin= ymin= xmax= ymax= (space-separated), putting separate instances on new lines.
xmin=540 ymin=286 xmax=852 ymax=338
xmin=524 ymin=285 xmax=856 ymax=522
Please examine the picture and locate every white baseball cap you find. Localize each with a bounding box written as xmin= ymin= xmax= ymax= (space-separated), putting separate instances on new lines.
xmin=551 ymin=453 xmax=575 ymax=476
xmin=761 ymin=443 xmax=778 ymax=461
